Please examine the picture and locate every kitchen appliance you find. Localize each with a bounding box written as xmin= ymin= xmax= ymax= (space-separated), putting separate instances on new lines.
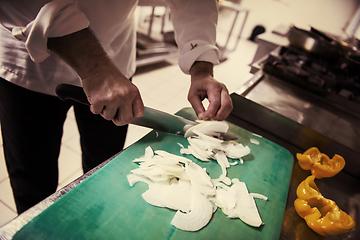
xmin=243 ymin=26 xmax=360 ymax=157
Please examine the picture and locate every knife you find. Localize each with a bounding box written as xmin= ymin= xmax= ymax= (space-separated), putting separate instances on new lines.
xmin=55 ymin=84 xmax=237 ymax=140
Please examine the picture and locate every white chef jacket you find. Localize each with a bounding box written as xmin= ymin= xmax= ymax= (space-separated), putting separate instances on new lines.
xmin=0 ymin=0 xmax=220 ymax=96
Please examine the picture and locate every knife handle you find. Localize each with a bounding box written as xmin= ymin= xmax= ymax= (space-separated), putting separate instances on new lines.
xmin=55 ymin=84 xmax=90 ymax=105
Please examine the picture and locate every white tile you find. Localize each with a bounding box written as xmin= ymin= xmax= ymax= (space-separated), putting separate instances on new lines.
xmin=57 ymin=145 xmax=82 ymax=187
xmin=124 ymin=125 xmax=151 ymax=149
xmin=58 ymin=108 xmax=83 ymax=189
xmin=66 ymin=106 xmax=76 ymax=119
xmin=0 ymin=178 xmax=16 ymax=212
xmin=161 ymin=95 xmax=191 ymax=115
xmin=133 ymin=80 xmax=154 ymax=97
xmin=63 ymin=135 xmax=81 ymax=155
xmin=0 ymin=200 xmax=17 ymax=227
xmin=61 ymin=107 xmax=80 ymax=143
xmin=142 ymin=97 xmax=166 ymax=112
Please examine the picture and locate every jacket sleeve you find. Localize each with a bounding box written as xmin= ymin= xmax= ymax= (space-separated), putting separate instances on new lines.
xmin=11 ymin=0 xmax=90 ymax=63
xmin=165 ymin=0 xmax=220 ymax=74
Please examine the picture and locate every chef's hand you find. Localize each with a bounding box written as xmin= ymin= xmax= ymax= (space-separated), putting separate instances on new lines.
xmin=188 ymin=61 xmax=233 ymax=121
xmin=82 ymin=62 xmax=144 ymax=126
xmin=47 ymin=28 xmax=144 ymax=126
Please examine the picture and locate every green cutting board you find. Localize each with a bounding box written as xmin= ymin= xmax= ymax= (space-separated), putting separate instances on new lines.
xmin=13 ymin=108 xmax=293 ymax=240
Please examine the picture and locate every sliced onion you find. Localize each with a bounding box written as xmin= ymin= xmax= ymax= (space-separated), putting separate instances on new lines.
xmin=145 ymin=180 xmax=192 ymax=212
xmin=171 ymin=190 xmax=213 ymax=231
xmin=142 ymin=188 xmax=165 ymax=208
xmin=128 ymin=146 xmax=266 ymax=232
xmin=213 ymin=188 xmax=237 ymax=213
xmin=180 ymin=121 xmax=251 ymax=185
xmin=213 ymin=152 xmax=231 ymax=185
xmin=252 ymin=133 xmax=263 ymax=138
xmin=223 ymin=143 xmax=250 ymax=159
xmin=249 ymin=193 xmax=268 ymax=201
xmin=230 ymin=179 xmax=264 ymax=227
xmin=191 ymin=129 xmax=224 ymax=144
xmin=155 ymin=150 xmax=192 ymax=165
xmin=184 ymin=121 xmax=229 ymax=139
xmin=185 ymin=163 xmax=215 ymax=196
xmin=229 ymin=161 xmax=239 ymax=166
xmin=186 ymin=144 xmax=211 ymax=161
xmin=144 ymin=146 xmax=154 ymax=158
xmin=250 ymin=138 xmax=260 ymax=145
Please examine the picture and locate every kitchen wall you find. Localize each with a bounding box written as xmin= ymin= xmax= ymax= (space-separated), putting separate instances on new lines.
xmin=239 ymin=0 xmax=359 ymax=39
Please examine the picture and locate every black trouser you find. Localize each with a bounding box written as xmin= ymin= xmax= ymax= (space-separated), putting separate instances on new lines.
xmin=0 ymin=78 xmax=128 ymax=214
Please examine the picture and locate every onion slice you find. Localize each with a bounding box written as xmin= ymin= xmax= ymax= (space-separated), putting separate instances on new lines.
xmin=144 ymin=180 xmax=193 ymax=212
xmin=171 ymin=190 xmax=213 ymax=231
xmin=230 ymin=179 xmax=264 ymax=227
xmin=184 ymin=121 xmax=229 ymax=139
xmin=181 ymin=121 xmax=251 ymax=183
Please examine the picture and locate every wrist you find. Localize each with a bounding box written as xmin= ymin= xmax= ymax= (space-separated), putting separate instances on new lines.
xmin=190 ymin=61 xmax=214 ymax=79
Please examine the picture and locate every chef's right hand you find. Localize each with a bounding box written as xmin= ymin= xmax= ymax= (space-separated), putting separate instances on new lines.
xmin=82 ymin=63 xmax=144 ymax=126
xmin=47 ymin=28 xmax=144 ymax=126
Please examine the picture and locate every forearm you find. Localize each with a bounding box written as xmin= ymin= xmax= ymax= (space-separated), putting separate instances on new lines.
xmin=47 ymin=27 xmax=113 ymax=79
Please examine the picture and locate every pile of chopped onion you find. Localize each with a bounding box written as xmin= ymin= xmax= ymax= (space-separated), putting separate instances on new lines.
xmin=180 ymin=121 xmax=250 ymax=185
xmin=127 ymin=121 xmax=267 ymax=231
xmin=127 ymin=147 xmax=267 ymax=231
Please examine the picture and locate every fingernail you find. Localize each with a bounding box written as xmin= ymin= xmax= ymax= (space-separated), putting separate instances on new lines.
xmin=198 ymin=112 xmax=204 ymax=120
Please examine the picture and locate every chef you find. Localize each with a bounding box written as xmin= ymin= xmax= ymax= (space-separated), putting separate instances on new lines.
xmin=0 ymin=0 xmax=233 ymax=214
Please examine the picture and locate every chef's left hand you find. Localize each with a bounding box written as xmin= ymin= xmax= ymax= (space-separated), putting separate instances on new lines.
xmin=188 ymin=61 xmax=233 ymax=121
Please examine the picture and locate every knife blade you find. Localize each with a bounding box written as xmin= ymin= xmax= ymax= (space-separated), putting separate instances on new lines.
xmin=55 ymin=84 xmax=237 ymax=140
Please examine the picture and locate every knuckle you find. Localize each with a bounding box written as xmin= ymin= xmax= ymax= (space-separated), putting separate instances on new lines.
xmin=113 ymin=119 xmax=123 ymax=126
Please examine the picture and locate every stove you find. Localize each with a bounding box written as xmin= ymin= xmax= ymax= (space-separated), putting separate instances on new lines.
xmin=233 ymin=27 xmax=360 ymax=177
xmin=262 ymin=45 xmax=360 ymax=114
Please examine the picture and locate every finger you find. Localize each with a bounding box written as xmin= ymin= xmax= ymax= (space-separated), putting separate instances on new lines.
xmin=190 ymin=97 xmax=206 ymax=120
xmin=200 ymin=87 xmax=221 ymax=120
xmin=112 ymin=100 xmax=135 ymax=126
xmin=132 ymin=96 xmax=145 ymax=118
xmin=188 ymin=91 xmax=206 ymax=119
xmin=112 ymin=108 xmax=125 ymax=126
xmin=101 ymin=103 xmax=119 ymax=121
xmin=90 ymin=102 xmax=106 ymax=115
xmin=113 ymin=97 xmax=144 ymax=126
xmin=212 ymin=88 xmax=233 ymax=120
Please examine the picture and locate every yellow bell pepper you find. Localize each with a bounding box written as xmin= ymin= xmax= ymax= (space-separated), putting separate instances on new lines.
xmin=296 ymin=147 xmax=345 ymax=178
xmin=294 ymin=175 xmax=355 ymax=236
